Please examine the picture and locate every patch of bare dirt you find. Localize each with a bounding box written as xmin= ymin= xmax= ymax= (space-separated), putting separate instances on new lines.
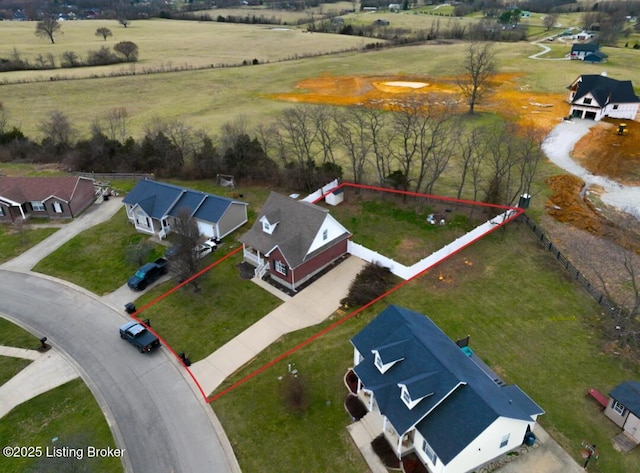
xmin=573 ymin=119 xmax=640 ymax=186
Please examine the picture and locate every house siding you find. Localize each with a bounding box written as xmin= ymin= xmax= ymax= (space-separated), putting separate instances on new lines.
xmin=269 ymin=238 xmax=349 ymax=291
xmin=217 ymin=203 xmax=248 ymax=239
xmin=43 ymin=199 xmax=72 ymax=219
xmin=605 ymin=398 xmax=629 ymax=428
xmin=623 ymin=413 xmax=640 ymax=442
xmin=444 ymin=418 xmax=532 ymax=472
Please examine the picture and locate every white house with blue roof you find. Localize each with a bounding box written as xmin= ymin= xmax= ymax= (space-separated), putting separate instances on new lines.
xmin=351 ymin=305 xmax=544 ymax=473
xmin=122 ymin=180 xmax=248 ymax=240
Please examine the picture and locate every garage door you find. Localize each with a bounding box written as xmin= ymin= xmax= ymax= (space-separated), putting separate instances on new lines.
xmin=584 ymin=111 xmax=597 ymax=120
xmin=197 ymin=221 xmax=215 ymax=238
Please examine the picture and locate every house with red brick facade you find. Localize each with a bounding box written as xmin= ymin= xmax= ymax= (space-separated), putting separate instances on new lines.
xmin=0 ymin=176 xmax=96 ymax=223
xmin=239 ymin=192 xmax=351 ymax=292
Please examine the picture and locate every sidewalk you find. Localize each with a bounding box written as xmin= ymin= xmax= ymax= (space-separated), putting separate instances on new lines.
xmin=0 ymin=345 xmax=79 ymax=419
xmin=0 ymin=196 xmax=123 ymax=272
xmin=189 ymin=256 xmax=365 ymax=396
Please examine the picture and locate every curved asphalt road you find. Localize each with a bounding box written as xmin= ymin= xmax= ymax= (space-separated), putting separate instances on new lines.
xmin=0 ymin=270 xmax=238 ymax=473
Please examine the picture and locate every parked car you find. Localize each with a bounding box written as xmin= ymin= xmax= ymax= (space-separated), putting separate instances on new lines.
xmin=119 ymin=321 xmax=160 ymax=353
xmin=166 ymin=239 xmax=217 ymax=260
xmin=194 ymin=238 xmax=218 ymax=259
xmin=127 ymin=257 xmax=168 ymax=291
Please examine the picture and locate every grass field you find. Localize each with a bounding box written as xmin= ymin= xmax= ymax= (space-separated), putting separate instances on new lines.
xmin=0 ymin=225 xmax=59 ymax=265
xmin=0 ymin=10 xmax=637 ymax=141
xmin=0 ymin=356 xmax=31 ymax=387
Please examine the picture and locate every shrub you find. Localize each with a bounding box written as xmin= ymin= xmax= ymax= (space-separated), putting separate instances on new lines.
xmin=340 ymin=262 xmax=394 ymax=307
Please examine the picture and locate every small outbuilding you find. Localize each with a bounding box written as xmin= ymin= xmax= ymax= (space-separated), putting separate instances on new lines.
xmin=605 ymin=381 xmax=640 ymax=445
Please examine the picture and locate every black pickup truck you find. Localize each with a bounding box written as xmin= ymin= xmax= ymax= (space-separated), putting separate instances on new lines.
xmin=127 ymin=257 xmax=168 ymax=291
xmin=119 ymin=321 xmax=161 ymax=353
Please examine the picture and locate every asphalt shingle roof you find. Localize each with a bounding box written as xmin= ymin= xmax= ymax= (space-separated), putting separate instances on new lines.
xmin=570 ymin=74 xmax=640 ymax=106
xmin=239 ymin=192 xmax=350 ymax=268
xmin=351 ymin=305 xmax=544 ymax=465
xmin=0 ymin=176 xmax=87 ymax=203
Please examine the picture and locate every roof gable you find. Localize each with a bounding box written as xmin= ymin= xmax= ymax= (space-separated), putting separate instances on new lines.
xmin=239 ymin=192 xmax=350 ymax=267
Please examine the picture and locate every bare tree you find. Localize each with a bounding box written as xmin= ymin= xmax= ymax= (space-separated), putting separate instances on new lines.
xmin=313 ymin=106 xmax=338 ymax=165
xmin=61 ymin=50 xmax=80 ymax=67
xmin=39 ymin=110 xmax=76 ymax=150
xmin=168 ymin=208 xmax=202 ymax=291
xmin=593 ymin=249 xmax=640 ymax=350
xmin=95 ymin=27 xmax=113 ymax=41
xmin=118 ymin=17 xmax=130 ymax=28
xmin=104 ymin=107 xmax=129 ymax=143
xmin=542 ymin=13 xmax=558 ymax=31
xmin=0 ymin=103 xmax=8 ymax=135
xmin=35 ymin=18 xmax=62 ymax=44
xmin=144 ymin=117 xmax=192 ymax=169
xmin=114 ymin=41 xmax=138 ymax=61
xmin=275 ymin=105 xmax=321 ymax=191
xmin=456 ymin=42 xmax=496 ymax=114
xmin=220 ymin=115 xmax=248 ymax=156
xmin=455 ymin=126 xmax=488 ymax=201
xmin=363 ymin=107 xmax=392 ymax=186
xmin=333 ymin=106 xmax=373 ymax=185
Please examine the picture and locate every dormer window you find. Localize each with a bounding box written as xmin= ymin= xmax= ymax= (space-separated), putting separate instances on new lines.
xmin=260 ymin=216 xmax=278 ymax=235
xmin=373 ymin=349 xmax=404 ymax=374
xmin=398 ymin=382 xmax=433 ymax=409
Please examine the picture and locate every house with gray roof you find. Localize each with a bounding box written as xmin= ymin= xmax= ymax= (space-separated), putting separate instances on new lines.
xmin=605 ymin=381 xmax=640 ymax=447
xmin=122 ymin=180 xmax=247 ymax=240
xmin=239 ymin=192 xmax=351 ymax=292
xmin=350 ymin=305 xmax=544 ymax=472
xmin=0 ymin=176 xmax=96 ymax=223
xmin=567 ymin=74 xmax=640 ymax=121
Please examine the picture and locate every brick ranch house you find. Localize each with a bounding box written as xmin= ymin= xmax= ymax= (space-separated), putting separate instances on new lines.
xmin=239 ymin=192 xmax=351 ymax=292
xmin=567 ymin=73 xmax=640 ymax=121
xmin=0 ymin=176 xmax=96 ymax=223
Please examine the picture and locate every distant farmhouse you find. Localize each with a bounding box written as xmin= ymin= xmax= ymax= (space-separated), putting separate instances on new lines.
xmin=570 ymin=43 xmax=602 ymax=60
xmin=349 ymin=305 xmax=544 ymax=473
xmin=567 ymin=74 xmax=640 ymax=121
xmin=0 ymin=176 xmax=96 ymax=223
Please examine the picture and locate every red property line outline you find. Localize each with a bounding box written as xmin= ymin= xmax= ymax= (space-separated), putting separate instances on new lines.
xmin=128 ymin=183 xmax=523 ymax=403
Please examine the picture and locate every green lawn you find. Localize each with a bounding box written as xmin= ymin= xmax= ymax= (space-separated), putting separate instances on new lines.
xmin=212 ymin=224 xmax=640 ymax=473
xmin=133 ymin=251 xmax=282 ymax=362
xmin=32 ymin=208 xmax=165 ymax=295
xmin=322 ymin=187 xmax=481 ymax=265
xmin=0 ymin=378 xmax=122 ymax=473
xmin=0 ymin=225 xmax=59 ymax=265
xmin=0 ymin=357 xmax=31 ymax=387
xmin=0 ymin=318 xmax=42 ymax=349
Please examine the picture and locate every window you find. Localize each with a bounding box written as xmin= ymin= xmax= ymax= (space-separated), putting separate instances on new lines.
xmin=322 ymin=229 xmax=328 ymax=240
xmin=421 ymin=438 xmax=437 ymax=464
xmin=262 ymin=221 xmax=271 ymax=233
xmin=374 ymin=352 xmax=384 ymax=371
xmin=31 ymin=201 xmax=45 ymax=212
xmin=401 ymin=387 xmax=412 ymax=406
xmin=274 ymin=260 xmax=287 ymax=276
xmin=612 ymin=400 xmax=627 ymax=416
xmin=53 ymin=201 xmax=63 ymax=213
xmin=0 ymin=207 xmax=4 ymax=217
xmin=583 ymin=98 xmax=592 ymax=105
xmin=500 ymin=433 xmax=510 ymax=448
xmin=613 ymin=104 xmax=619 ymax=110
